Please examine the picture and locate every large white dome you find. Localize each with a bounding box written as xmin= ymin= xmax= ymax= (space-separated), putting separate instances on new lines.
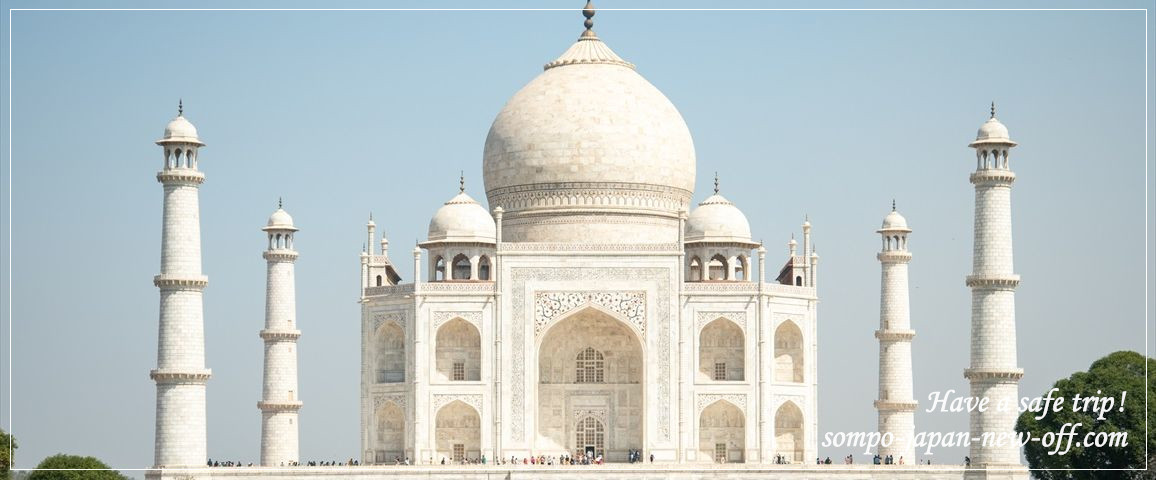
xmin=481 ymin=25 xmax=696 ymax=243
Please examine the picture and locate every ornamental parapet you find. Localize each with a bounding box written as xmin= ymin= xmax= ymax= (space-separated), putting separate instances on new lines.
xmin=364 ymin=284 xmax=415 ymax=297
xmin=874 ymin=329 xmax=916 ymax=341
xmin=873 ymin=399 xmax=918 ymax=411
xmin=876 ymin=251 xmax=912 ymax=263
xmin=156 ymin=169 xmax=206 ymax=185
xmin=259 ymin=329 xmax=302 ymax=341
xmin=150 ymin=368 xmax=212 ymax=384
xmin=153 ymin=274 xmax=209 ymax=289
xmin=257 ymin=400 xmax=303 ymax=412
xmin=263 ymin=250 xmax=299 ymax=262
xmin=965 ymin=274 xmax=1020 ymax=289
xmin=419 ymin=282 xmax=496 ymax=294
xmin=963 ymin=368 xmax=1024 ymax=381
xmin=497 ymin=242 xmax=682 ymax=254
xmin=969 ymin=169 xmax=1016 ymax=186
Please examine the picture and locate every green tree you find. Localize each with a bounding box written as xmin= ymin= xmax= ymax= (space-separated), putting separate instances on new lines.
xmin=0 ymin=428 xmax=14 ymax=480
xmin=26 ymin=455 xmax=128 ymax=480
xmin=1016 ymin=351 xmax=1156 ymax=479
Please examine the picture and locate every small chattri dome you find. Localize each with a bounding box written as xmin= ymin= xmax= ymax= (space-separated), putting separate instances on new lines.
xmin=267 ymin=208 xmax=295 ymax=228
xmin=879 ymin=209 xmax=910 ymax=232
xmin=428 ymin=192 xmax=496 ymax=243
xmin=685 ymin=194 xmax=754 ymax=244
xmin=969 ymin=104 xmax=1016 ymax=147
xmin=156 ymin=102 xmax=204 ymax=146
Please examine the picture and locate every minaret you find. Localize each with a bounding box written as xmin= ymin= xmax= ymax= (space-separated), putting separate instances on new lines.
xmin=965 ymin=104 xmax=1027 ymax=477
xmin=258 ymin=200 xmax=303 ymax=466
xmin=150 ymin=101 xmax=211 ymax=468
xmin=874 ymin=202 xmax=916 ymax=463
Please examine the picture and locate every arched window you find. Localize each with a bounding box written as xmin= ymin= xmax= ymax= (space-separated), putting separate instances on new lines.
xmin=735 ymin=256 xmax=747 ymax=281
xmin=434 ymin=257 xmax=446 ymax=281
xmin=478 ymin=256 xmax=491 ymax=281
xmin=452 ymin=254 xmax=471 ymax=280
xmin=376 ymin=275 xmax=383 ymax=287
xmin=689 ymin=257 xmax=702 ymax=281
xmin=795 ymin=276 xmax=802 ymax=287
xmin=575 ymin=347 xmax=604 ymax=383
xmin=709 ymin=255 xmax=728 ymax=281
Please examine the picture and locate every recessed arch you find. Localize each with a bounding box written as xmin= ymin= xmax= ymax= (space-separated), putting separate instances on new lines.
xmin=435 ymin=318 xmax=480 ymax=382
xmin=434 ymin=256 xmax=446 ymax=281
xmin=774 ymin=401 xmax=804 ymax=463
xmin=699 ymin=317 xmax=744 ymax=381
xmin=774 ymin=320 xmax=804 ymax=383
xmin=735 ymin=255 xmax=747 ymax=281
xmin=452 ymin=254 xmax=471 ymax=280
xmin=374 ymin=400 xmax=405 ymax=464
xmin=537 ymin=306 xmax=643 ymax=461
xmin=699 ymin=400 xmax=744 ymax=463
xmin=434 ymin=400 xmax=480 ymax=463
xmin=708 ymin=254 xmax=728 ymax=281
xmin=478 ymin=255 xmax=491 ymax=281
xmin=689 ymin=256 xmax=702 ymax=282
xmin=374 ymin=321 xmax=405 ymax=383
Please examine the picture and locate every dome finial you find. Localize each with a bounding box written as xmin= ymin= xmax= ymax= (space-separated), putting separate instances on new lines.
xmin=459 ymin=171 xmax=465 ymax=193
xmin=278 ymin=196 xmax=283 ymax=209
xmin=582 ymin=0 xmax=595 ymax=34
xmin=178 ymin=99 xmax=183 ymax=117
xmin=990 ymin=101 xmax=996 ymax=119
xmin=892 ymin=199 xmax=896 ymax=211
xmin=714 ymin=172 xmax=719 ymax=194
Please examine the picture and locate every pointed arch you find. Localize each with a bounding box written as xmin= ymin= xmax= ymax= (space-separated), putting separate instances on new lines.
xmin=708 ymin=254 xmax=728 ymax=281
xmin=689 ymin=256 xmax=702 ymax=282
xmin=435 ymin=318 xmax=480 ymax=381
xmin=774 ymin=320 xmax=804 ymax=383
xmin=434 ymin=400 xmax=480 ymax=463
xmin=374 ymin=321 xmax=405 ymax=383
xmin=374 ymin=400 xmax=405 ymax=463
xmin=699 ymin=400 xmax=745 ymax=463
xmin=699 ymin=317 xmax=744 ymax=381
xmin=735 ymin=255 xmax=747 ymax=281
xmin=434 ymin=256 xmax=446 ymax=281
xmin=774 ymin=401 xmax=804 ymax=463
xmin=478 ymin=255 xmax=491 ymax=281
xmin=452 ymin=254 xmax=471 ymax=280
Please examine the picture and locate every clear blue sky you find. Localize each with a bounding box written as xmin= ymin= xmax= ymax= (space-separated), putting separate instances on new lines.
xmin=1 ymin=0 xmax=1152 ymax=474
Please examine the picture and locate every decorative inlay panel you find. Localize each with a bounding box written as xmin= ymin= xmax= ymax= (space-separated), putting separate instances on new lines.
xmin=695 ymin=311 xmax=747 ymax=333
xmin=432 ymin=311 xmax=482 ymax=331
xmin=372 ymin=312 xmax=405 ymax=332
xmin=432 ymin=394 xmax=483 ymax=415
xmin=372 ymin=393 xmax=407 ymax=410
xmin=534 ymin=291 xmax=646 ymax=337
xmin=697 ymin=393 xmax=747 ymax=414
xmin=572 ymin=408 xmax=608 ymax=423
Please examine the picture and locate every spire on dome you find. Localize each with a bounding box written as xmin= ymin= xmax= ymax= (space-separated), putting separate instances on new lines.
xmin=278 ymin=197 xmax=283 ymax=209
xmin=990 ymin=101 xmax=996 ymax=119
xmin=178 ymin=99 xmax=183 ymax=117
xmin=459 ymin=171 xmax=466 ymax=193
xmin=582 ymin=0 xmax=596 ymax=37
xmin=892 ymin=199 xmax=896 ymax=212
xmin=714 ymin=172 xmax=720 ymax=194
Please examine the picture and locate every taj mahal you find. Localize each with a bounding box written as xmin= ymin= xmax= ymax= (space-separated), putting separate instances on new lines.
xmin=145 ymin=4 xmax=1029 ymax=479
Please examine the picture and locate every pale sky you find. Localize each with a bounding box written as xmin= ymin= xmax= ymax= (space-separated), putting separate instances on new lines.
xmin=1 ymin=1 xmax=1153 ymax=475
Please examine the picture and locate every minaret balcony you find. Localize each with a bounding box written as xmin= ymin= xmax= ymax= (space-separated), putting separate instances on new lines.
xmin=257 ymin=400 xmax=303 ymax=412
xmin=153 ymin=274 xmax=209 ymax=289
xmin=963 ymin=368 xmax=1024 ymax=381
xmin=150 ymin=369 xmax=212 ymax=384
xmin=876 ymin=251 xmax=912 ymax=263
xmin=873 ymin=399 xmax=918 ymax=411
xmin=156 ymin=169 xmax=205 ymax=186
xmin=969 ymin=169 xmax=1016 ymax=186
xmin=259 ymin=329 xmax=302 ymax=341
xmin=874 ymin=329 xmax=915 ymax=341
xmin=965 ymin=274 xmax=1020 ymax=289
xmin=263 ymin=250 xmax=299 ymax=262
